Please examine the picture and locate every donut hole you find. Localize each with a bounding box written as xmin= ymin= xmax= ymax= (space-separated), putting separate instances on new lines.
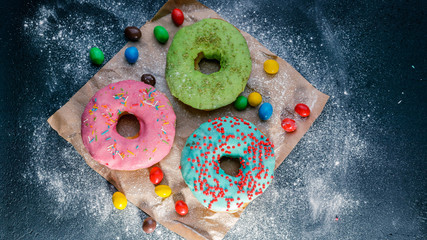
xmin=194 ymin=52 xmax=221 ymax=75
xmin=219 ymin=156 xmax=241 ymax=177
xmin=116 ymin=112 xmax=141 ymax=139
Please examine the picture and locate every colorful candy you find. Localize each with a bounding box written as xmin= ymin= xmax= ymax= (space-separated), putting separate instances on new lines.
xmin=248 ymin=92 xmax=262 ymax=107
xmin=124 ymin=26 xmax=142 ymax=41
xmin=149 ymin=166 xmax=164 ymax=185
xmin=281 ymin=118 xmax=297 ymax=132
xmin=154 ymin=26 xmax=169 ymax=44
xmin=154 ymin=185 xmax=172 ymax=198
xmin=112 ymin=192 xmax=127 ymax=210
xmin=141 ymin=74 xmax=156 ymax=86
xmin=142 ymin=217 xmax=157 ymax=233
xmin=125 ymin=46 xmax=139 ymax=64
xmin=171 ymin=8 xmax=184 ymax=26
xmin=234 ymin=95 xmax=248 ymax=110
xmin=295 ymin=103 xmax=310 ymax=117
xmin=175 ymin=200 xmax=189 ymax=216
xmin=263 ymin=59 xmax=279 ymax=74
xmin=89 ymin=47 xmax=104 ymax=65
xmin=259 ymin=102 xmax=273 ymax=120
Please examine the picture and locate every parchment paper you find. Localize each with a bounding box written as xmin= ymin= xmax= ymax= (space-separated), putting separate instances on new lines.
xmin=47 ymin=0 xmax=329 ymax=239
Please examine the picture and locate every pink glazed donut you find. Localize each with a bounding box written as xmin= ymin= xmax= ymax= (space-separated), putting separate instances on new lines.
xmin=81 ymin=80 xmax=176 ymax=170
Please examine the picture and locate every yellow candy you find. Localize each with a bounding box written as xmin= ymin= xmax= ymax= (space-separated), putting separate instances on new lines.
xmin=112 ymin=192 xmax=127 ymax=210
xmin=248 ymin=92 xmax=262 ymax=107
xmin=264 ymin=59 xmax=279 ymax=74
xmin=154 ymin=185 xmax=172 ymax=198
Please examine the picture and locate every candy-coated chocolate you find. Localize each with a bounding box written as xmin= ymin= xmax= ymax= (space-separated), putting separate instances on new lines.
xmin=175 ymin=200 xmax=189 ymax=216
xmin=234 ymin=95 xmax=248 ymax=111
xmin=259 ymin=102 xmax=273 ymax=120
xmin=81 ymin=80 xmax=176 ymax=171
xmin=295 ymin=103 xmax=310 ymax=117
xmin=154 ymin=185 xmax=171 ymax=198
xmin=149 ymin=166 xmax=164 ymax=185
xmin=180 ymin=116 xmax=275 ymax=212
xmin=154 ymin=26 xmax=169 ymax=44
xmin=124 ymin=26 xmax=142 ymax=41
xmin=248 ymin=92 xmax=262 ymax=107
xmin=125 ymin=47 xmax=139 ymax=64
xmin=263 ymin=59 xmax=279 ymax=74
xmin=142 ymin=217 xmax=157 ymax=233
xmin=89 ymin=47 xmax=104 ymax=65
xmin=141 ymin=74 xmax=156 ymax=86
xmin=112 ymin=192 xmax=127 ymax=210
xmin=281 ymin=118 xmax=297 ymax=132
xmin=171 ymin=8 xmax=184 ymax=26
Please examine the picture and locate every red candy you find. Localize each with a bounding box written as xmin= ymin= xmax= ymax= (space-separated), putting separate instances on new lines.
xmin=175 ymin=200 xmax=188 ymax=216
xmin=149 ymin=167 xmax=164 ymax=185
xmin=171 ymin=8 xmax=184 ymax=26
xmin=294 ymin=103 xmax=310 ymax=117
xmin=281 ymin=118 xmax=297 ymax=132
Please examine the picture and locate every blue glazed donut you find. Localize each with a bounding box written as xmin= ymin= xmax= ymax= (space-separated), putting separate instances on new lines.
xmin=180 ymin=116 xmax=275 ymax=212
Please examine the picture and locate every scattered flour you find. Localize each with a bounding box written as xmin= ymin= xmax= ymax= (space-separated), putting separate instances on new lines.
xmin=21 ymin=0 xmax=378 ymax=239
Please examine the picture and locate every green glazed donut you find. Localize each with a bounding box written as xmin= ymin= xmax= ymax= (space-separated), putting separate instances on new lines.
xmin=166 ymin=18 xmax=252 ymax=110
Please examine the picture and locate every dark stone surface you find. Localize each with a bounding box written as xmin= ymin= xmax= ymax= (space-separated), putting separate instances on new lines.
xmin=0 ymin=0 xmax=425 ymax=239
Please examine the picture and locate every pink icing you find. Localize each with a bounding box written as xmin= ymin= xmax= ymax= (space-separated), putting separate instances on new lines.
xmin=81 ymin=80 xmax=176 ymax=170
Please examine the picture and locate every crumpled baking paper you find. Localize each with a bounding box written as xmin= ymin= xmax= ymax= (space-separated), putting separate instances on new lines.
xmin=48 ymin=0 xmax=329 ymax=239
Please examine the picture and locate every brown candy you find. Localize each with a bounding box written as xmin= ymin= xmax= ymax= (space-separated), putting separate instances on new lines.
xmin=141 ymin=74 xmax=156 ymax=86
xmin=142 ymin=217 xmax=157 ymax=234
xmin=124 ymin=26 xmax=141 ymax=41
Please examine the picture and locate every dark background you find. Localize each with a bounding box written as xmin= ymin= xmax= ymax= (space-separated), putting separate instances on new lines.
xmin=0 ymin=0 xmax=426 ymax=239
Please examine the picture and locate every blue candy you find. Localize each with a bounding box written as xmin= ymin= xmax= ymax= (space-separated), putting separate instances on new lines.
xmin=125 ymin=47 xmax=139 ymax=64
xmin=259 ymin=102 xmax=273 ymax=120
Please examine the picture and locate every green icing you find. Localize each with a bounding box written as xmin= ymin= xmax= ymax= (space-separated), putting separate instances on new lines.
xmin=166 ymin=19 xmax=252 ymax=110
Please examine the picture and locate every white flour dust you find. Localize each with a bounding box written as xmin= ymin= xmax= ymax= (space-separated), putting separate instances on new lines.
xmin=21 ymin=1 xmax=178 ymax=239
xmin=220 ymin=0 xmax=373 ymax=239
xmin=21 ymin=0 xmax=376 ymax=239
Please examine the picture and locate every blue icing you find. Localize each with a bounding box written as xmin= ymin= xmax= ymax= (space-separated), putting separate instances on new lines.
xmin=180 ymin=116 xmax=275 ymax=212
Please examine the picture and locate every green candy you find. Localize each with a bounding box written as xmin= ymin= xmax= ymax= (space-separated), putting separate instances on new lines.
xmin=89 ymin=47 xmax=104 ymax=65
xmin=166 ymin=19 xmax=252 ymax=110
xmin=154 ymin=26 xmax=169 ymax=44
xmin=234 ymin=96 xmax=248 ymax=111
